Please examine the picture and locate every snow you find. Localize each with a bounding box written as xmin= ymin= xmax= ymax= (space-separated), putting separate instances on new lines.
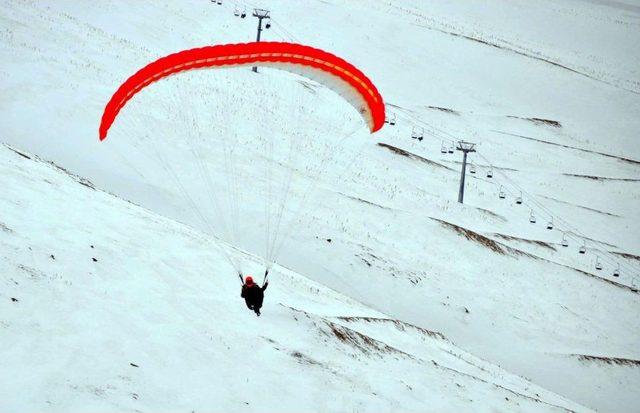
xmin=1 ymin=0 xmax=639 ymax=412
xmin=0 ymin=145 xmax=591 ymax=413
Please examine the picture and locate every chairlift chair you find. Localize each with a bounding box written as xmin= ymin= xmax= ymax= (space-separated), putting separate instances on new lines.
xmin=217 ymin=0 xmax=222 ymax=4
xmin=546 ymin=218 xmax=554 ymax=230
xmin=613 ymin=264 xmax=620 ymax=277
xmin=561 ymin=233 xmax=569 ymax=247
xmin=447 ymin=144 xmax=454 ymax=154
xmin=241 ymin=7 xmax=247 ymax=18
xmin=440 ymin=141 xmax=447 ymax=154
xmin=579 ymin=241 xmax=586 ymax=254
xmin=498 ymin=185 xmax=506 ymax=199
xmin=487 ymin=168 xmax=493 ymax=178
xmin=411 ymin=127 xmax=424 ymax=141
xmin=265 ymin=18 xmax=271 ymax=29
xmin=595 ymin=257 xmax=602 ymax=271
xmin=515 ymin=191 xmax=523 ymax=204
xmin=234 ymin=7 xmax=239 ymax=16
xmin=469 ymin=164 xmax=476 ymax=174
xmin=385 ymin=113 xmax=396 ymax=125
xmin=529 ymin=210 xmax=536 ymax=223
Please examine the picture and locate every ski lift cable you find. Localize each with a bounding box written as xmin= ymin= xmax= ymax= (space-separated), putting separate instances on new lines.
xmin=262 ymin=17 xmax=293 ymax=42
xmin=386 ymin=104 xmax=637 ymax=279
xmin=475 ymin=150 xmax=639 ymax=279
xmin=473 ymin=151 xmax=574 ymax=229
xmin=476 ymin=151 xmax=638 ymax=279
xmin=270 ymin=19 xmax=301 ymax=43
xmin=475 ymin=149 xmax=624 ymax=265
xmin=395 ymin=111 xmax=450 ymax=141
xmin=466 ymin=146 xmax=615 ymax=267
xmin=257 ymin=17 xmax=290 ymax=42
xmin=235 ymin=0 xmax=260 ymax=10
xmin=267 ymin=25 xmax=290 ymax=42
xmin=272 ymin=26 xmax=297 ymax=44
xmin=499 ymin=184 xmax=631 ymax=278
xmin=387 ymin=104 xmax=637 ymax=280
xmin=392 ymin=110 xmax=457 ymax=150
xmin=393 ymin=110 xmax=513 ymax=186
xmin=259 ymin=16 xmax=300 ymax=45
xmin=482 ymin=154 xmax=604 ymax=270
xmin=392 ymin=111 xmax=550 ymax=208
xmin=378 ymin=102 xmax=635 ymax=279
xmin=225 ymin=0 xmax=246 ymax=9
xmin=392 ymin=107 xmax=460 ymax=142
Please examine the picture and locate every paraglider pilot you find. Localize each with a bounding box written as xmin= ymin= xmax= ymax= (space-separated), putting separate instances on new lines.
xmin=241 ymin=274 xmax=268 ymax=316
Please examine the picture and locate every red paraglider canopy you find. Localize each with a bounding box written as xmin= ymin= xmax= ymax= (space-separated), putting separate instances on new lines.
xmin=99 ymin=41 xmax=385 ymax=140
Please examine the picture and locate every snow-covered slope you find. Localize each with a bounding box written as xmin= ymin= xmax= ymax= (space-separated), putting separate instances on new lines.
xmin=0 ymin=144 xmax=593 ymax=412
xmin=1 ymin=0 xmax=639 ymax=412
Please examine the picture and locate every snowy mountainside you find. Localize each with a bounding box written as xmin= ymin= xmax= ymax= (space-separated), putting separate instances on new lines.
xmin=0 ymin=144 xmax=592 ymax=412
xmin=1 ymin=0 xmax=640 ymax=412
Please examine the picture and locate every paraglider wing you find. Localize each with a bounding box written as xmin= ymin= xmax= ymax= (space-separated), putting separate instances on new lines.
xmin=99 ymin=41 xmax=385 ymax=140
